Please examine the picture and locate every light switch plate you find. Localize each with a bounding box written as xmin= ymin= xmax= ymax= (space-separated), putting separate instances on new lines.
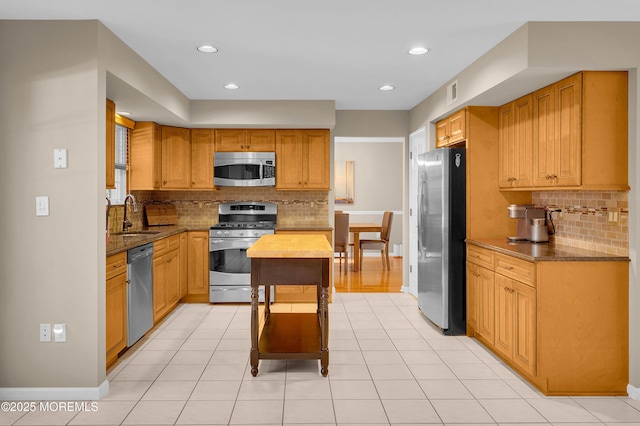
xmin=53 ymin=323 xmax=66 ymax=342
xmin=36 ymin=196 xmax=49 ymax=216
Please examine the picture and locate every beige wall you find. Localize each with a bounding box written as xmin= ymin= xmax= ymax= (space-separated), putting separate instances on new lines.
xmin=0 ymin=21 xmax=105 ymax=392
xmin=334 ymin=141 xmax=403 ymax=247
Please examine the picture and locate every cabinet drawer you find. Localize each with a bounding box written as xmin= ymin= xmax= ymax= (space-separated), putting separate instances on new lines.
xmin=166 ymin=234 xmax=180 ymax=252
xmin=154 ymin=234 xmax=180 ymax=257
xmin=106 ymin=252 xmax=127 ymax=280
xmin=495 ymin=253 xmax=535 ymax=287
xmin=467 ymin=245 xmax=494 ymax=270
xmin=154 ymin=238 xmax=168 ymax=257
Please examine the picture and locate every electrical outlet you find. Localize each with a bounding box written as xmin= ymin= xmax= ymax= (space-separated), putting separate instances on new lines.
xmin=40 ymin=324 xmax=51 ymax=342
xmin=608 ymin=207 xmax=620 ymax=225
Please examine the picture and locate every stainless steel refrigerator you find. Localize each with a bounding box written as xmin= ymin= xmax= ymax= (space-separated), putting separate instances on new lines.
xmin=417 ymin=148 xmax=466 ymax=335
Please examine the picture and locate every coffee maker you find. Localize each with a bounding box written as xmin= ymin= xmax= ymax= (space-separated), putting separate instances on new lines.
xmin=507 ymin=204 xmax=548 ymax=242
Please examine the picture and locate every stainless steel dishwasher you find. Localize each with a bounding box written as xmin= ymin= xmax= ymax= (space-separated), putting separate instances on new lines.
xmin=127 ymin=242 xmax=154 ymax=347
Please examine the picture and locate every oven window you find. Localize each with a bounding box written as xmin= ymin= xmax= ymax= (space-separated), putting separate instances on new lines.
xmin=210 ymin=249 xmax=251 ymax=274
xmin=214 ymin=164 xmax=260 ymax=180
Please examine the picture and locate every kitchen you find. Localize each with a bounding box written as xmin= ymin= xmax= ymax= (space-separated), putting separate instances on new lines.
xmin=1 ymin=10 xmax=640 ymax=422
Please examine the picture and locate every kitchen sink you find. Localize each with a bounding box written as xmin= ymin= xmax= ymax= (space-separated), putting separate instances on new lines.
xmin=111 ymin=231 xmax=162 ymax=236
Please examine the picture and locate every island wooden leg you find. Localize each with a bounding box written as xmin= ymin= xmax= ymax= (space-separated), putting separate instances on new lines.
xmin=320 ymin=285 xmax=329 ymax=376
xmin=320 ymin=258 xmax=329 ymax=376
xmin=250 ymin=285 xmax=259 ymax=377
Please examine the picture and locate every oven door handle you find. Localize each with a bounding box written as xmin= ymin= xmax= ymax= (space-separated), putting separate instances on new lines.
xmin=210 ymin=238 xmax=258 ymax=251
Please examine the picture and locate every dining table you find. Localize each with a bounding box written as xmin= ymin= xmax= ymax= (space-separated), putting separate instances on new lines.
xmin=349 ymin=222 xmax=383 ymax=272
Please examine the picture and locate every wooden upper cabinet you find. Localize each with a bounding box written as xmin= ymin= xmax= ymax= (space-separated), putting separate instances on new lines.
xmin=499 ymin=95 xmax=532 ymax=188
xmin=106 ymin=99 xmax=116 ymax=189
xmin=130 ymin=122 xmax=162 ymax=190
xmin=532 ymin=73 xmax=581 ymax=187
xmin=190 ymin=129 xmax=215 ymax=189
xmin=215 ymin=129 xmax=275 ymax=152
xmin=276 ymin=129 xmax=330 ymax=190
xmin=502 ymin=71 xmax=628 ymax=191
xmin=436 ymin=109 xmax=466 ymax=147
xmin=161 ymin=126 xmax=191 ymax=189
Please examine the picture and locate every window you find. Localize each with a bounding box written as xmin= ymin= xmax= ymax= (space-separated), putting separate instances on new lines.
xmin=107 ymin=124 xmax=128 ymax=204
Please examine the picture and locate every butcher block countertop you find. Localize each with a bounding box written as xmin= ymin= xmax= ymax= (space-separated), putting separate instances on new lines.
xmin=247 ymin=234 xmax=333 ymax=259
xmin=467 ymin=238 xmax=629 ymax=262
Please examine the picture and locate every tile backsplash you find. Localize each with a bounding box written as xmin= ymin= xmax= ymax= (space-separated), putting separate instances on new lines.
xmin=532 ymin=191 xmax=628 ymax=256
xmin=107 ymin=188 xmax=329 ymax=233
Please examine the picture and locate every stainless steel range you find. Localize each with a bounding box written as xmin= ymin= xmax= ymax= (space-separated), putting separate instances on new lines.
xmin=209 ymin=202 xmax=277 ymax=303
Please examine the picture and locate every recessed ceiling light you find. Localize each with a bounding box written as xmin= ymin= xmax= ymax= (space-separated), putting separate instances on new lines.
xmin=116 ymin=111 xmax=131 ymax=116
xmin=408 ymin=47 xmax=429 ymax=55
xmin=224 ymin=83 xmax=239 ymax=90
xmin=197 ymin=45 xmax=218 ymax=53
xmin=379 ymin=85 xmax=395 ymax=91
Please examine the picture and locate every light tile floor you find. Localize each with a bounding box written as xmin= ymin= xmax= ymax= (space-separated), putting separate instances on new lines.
xmin=3 ymin=292 xmax=640 ymax=425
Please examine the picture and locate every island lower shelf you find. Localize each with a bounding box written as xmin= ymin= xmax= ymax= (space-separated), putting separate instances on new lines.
xmin=259 ymin=312 xmax=322 ymax=359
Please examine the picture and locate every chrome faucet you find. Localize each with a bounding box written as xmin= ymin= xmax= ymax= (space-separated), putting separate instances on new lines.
xmin=122 ymin=194 xmax=138 ymax=232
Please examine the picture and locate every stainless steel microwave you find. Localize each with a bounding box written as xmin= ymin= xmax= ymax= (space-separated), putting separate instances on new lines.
xmin=214 ymin=152 xmax=276 ymax=187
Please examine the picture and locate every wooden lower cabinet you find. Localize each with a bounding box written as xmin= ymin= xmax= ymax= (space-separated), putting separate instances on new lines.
xmin=183 ymin=231 xmax=210 ymax=303
xmin=466 ymin=243 xmax=628 ymax=395
xmin=153 ymin=235 xmax=181 ymax=323
xmin=494 ymin=274 xmax=536 ymax=376
xmin=274 ymin=230 xmax=332 ymax=302
xmin=106 ymin=252 xmax=127 ymax=368
xmin=179 ymin=232 xmax=188 ymax=298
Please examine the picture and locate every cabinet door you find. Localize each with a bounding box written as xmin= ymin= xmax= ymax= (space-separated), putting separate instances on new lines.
xmin=555 ymin=73 xmax=581 ymax=187
xmin=276 ymin=130 xmax=304 ymax=189
xmin=161 ymin=126 xmax=191 ymax=189
xmin=187 ymin=231 xmax=210 ymax=295
xmin=466 ymin=262 xmax=481 ymax=331
xmin=106 ymin=271 xmax=127 ymax=367
xmin=166 ymin=249 xmax=181 ymax=306
xmin=494 ymin=274 xmax=514 ymax=359
xmin=512 ymin=95 xmax=533 ymax=187
xmin=190 ymin=129 xmax=215 ymax=189
xmin=106 ymin=99 xmax=116 ymax=189
xmin=246 ymin=129 xmax=276 ymax=151
xmin=498 ymin=102 xmax=515 ymax=188
xmin=303 ymin=130 xmax=330 ymax=189
xmin=477 ymin=266 xmax=495 ymax=344
xmin=436 ymin=119 xmax=449 ymax=148
xmin=447 ymin=110 xmax=466 ymax=144
xmin=179 ymin=232 xmax=188 ymax=298
xmin=532 ymin=85 xmax=555 ymax=187
xmin=153 ymin=254 xmax=168 ymax=323
xmin=512 ymin=280 xmax=536 ymax=376
xmin=130 ymin=122 xmax=162 ymax=190
xmin=215 ymin=129 xmax=246 ymax=152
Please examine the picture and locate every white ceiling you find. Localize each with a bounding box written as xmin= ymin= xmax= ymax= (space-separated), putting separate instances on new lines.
xmin=3 ymin=0 xmax=640 ymax=113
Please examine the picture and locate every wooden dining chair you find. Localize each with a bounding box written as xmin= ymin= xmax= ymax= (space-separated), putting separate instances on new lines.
xmin=334 ymin=212 xmax=350 ymax=273
xmin=359 ymin=211 xmax=393 ymax=269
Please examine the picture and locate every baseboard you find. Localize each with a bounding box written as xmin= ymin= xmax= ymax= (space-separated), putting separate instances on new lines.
xmin=0 ymin=380 xmax=109 ymax=401
xmin=629 ymin=383 xmax=640 ymax=400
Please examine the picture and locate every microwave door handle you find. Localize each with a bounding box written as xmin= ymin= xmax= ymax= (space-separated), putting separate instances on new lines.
xmin=259 ymin=161 xmax=264 ymax=182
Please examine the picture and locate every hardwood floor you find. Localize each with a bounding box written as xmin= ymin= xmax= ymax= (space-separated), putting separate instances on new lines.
xmin=333 ymin=256 xmax=403 ymax=293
